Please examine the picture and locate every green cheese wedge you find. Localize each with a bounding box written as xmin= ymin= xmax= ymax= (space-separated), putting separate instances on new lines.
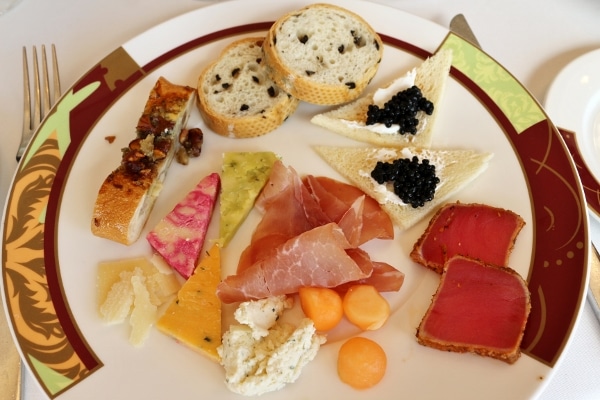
xmin=219 ymin=151 xmax=279 ymax=246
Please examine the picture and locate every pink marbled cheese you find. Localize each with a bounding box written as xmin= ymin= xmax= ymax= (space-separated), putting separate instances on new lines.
xmin=147 ymin=173 xmax=220 ymax=278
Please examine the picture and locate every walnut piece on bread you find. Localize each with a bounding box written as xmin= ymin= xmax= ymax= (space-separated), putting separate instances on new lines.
xmin=262 ymin=3 xmax=383 ymax=105
xmin=91 ymin=77 xmax=195 ymax=245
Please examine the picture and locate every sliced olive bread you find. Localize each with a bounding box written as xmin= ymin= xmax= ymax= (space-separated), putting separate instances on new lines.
xmin=197 ymin=37 xmax=299 ymax=138
xmin=262 ymin=3 xmax=383 ymax=105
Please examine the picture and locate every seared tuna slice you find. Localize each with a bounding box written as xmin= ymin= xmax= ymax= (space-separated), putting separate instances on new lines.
xmin=416 ymin=255 xmax=531 ymax=364
xmin=411 ymin=202 xmax=525 ymax=273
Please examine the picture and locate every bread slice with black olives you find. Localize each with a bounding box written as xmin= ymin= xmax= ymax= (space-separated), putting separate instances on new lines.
xmin=311 ymin=49 xmax=453 ymax=148
xmin=262 ymin=3 xmax=383 ymax=105
xmin=197 ymin=37 xmax=299 ymax=138
xmin=313 ymin=145 xmax=492 ymax=230
xmin=91 ymin=77 xmax=195 ymax=245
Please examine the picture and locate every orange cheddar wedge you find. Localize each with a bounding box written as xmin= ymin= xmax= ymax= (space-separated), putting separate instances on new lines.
xmin=157 ymin=243 xmax=222 ymax=361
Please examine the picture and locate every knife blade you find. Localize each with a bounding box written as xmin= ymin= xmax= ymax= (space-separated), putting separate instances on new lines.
xmin=449 ymin=13 xmax=481 ymax=48
xmin=589 ymin=245 xmax=600 ymax=320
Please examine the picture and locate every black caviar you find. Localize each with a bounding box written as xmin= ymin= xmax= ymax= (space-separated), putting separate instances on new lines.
xmin=371 ymin=156 xmax=440 ymax=208
xmin=366 ymin=85 xmax=434 ymax=135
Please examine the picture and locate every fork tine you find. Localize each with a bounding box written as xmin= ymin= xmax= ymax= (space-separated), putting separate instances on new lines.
xmin=31 ymin=46 xmax=41 ymax=131
xmin=22 ymin=47 xmax=31 ymax=134
xmin=17 ymin=45 xmax=61 ymax=162
xmin=40 ymin=45 xmax=51 ymax=118
xmin=51 ymin=44 xmax=61 ymax=103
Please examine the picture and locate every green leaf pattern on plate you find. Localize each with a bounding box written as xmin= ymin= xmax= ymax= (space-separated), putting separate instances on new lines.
xmin=442 ymin=34 xmax=545 ymax=134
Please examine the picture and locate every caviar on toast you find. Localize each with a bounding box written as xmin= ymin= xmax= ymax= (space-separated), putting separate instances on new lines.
xmin=313 ymin=145 xmax=492 ymax=230
xmin=311 ymin=49 xmax=452 ymax=148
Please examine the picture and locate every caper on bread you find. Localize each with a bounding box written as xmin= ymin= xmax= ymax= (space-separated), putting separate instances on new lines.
xmin=313 ymin=145 xmax=492 ymax=230
xmin=311 ymin=49 xmax=453 ymax=148
xmin=91 ymin=77 xmax=195 ymax=245
xmin=262 ymin=3 xmax=383 ymax=105
xmin=197 ymin=37 xmax=299 ymax=138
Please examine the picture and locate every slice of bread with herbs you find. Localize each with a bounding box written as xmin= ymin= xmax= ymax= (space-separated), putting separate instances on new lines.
xmin=197 ymin=37 xmax=299 ymax=138
xmin=311 ymin=49 xmax=453 ymax=147
xmin=262 ymin=3 xmax=383 ymax=105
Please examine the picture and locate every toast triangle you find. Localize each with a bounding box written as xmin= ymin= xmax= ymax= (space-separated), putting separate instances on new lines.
xmin=311 ymin=49 xmax=453 ymax=148
xmin=313 ymin=145 xmax=493 ymax=230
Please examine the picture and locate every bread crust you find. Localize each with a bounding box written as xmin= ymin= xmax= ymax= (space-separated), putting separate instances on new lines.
xmin=91 ymin=168 xmax=158 ymax=245
xmin=91 ymin=77 xmax=195 ymax=245
xmin=197 ymin=37 xmax=299 ymax=138
xmin=262 ymin=4 xmax=383 ymax=105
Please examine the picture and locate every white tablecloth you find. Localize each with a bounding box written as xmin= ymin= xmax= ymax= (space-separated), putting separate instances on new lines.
xmin=0 ymin=0 xmax=599 ymax=398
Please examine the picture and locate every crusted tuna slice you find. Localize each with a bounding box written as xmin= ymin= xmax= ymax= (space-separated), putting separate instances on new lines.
xmin=410 ymin=202 xmax=525 ymax=274
xmin=416 ymin=255 xmax=531 ymax=364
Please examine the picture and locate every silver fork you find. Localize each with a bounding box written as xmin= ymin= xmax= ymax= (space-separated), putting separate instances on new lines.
xmin=17 ymin=44 xmax=61 ymax=162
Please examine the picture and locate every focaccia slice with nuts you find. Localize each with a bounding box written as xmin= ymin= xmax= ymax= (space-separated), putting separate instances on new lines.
xmin=91 ymin=77 xmax=196 ymax=245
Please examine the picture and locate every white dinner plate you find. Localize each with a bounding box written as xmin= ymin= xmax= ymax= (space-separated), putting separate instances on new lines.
xmin=1 ymin=1 xmax=590 ymax=399
xmin=546 ymin=48 xmax=600 ymax=221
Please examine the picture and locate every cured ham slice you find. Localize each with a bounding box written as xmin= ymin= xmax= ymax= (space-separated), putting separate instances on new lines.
xmin=303 ymin=175 xmax=393 ymax=245
xmin=410 ymin=202 xmax=525 ymax=274
xmin=256 ymin=161 xmax=329 ymax=227
xmin=237 ymin=162 xmax=330 ymax=272
xmin=336 ymin=196 xmax=365 ymax=247
xmin=334 ymin=249 xmax=405 ymax=293
xmin=217 ymin=223 xmax=373 ymax=303
xmin=416 ymin=255 xmax=531 ymax=364
xmin=228 ymin=160 xmax=404 ymax=302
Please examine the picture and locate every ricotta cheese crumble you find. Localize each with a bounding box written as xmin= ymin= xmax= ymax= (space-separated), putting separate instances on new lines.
xmin=218 ymin=295 xmax=326 ymax=396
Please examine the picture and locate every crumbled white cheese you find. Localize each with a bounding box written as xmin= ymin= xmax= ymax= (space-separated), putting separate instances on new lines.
xmin=219 ymin=296 xmax=326 ymax=396
xmin=372 ymin=68 xmax=417 ymax=107
xmin=234 ymin=295 xmax=293 ymax=340
xmin=139 ymin=133 xmax=155 ymax=156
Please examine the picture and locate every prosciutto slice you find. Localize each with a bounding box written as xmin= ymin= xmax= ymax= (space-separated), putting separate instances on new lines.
xmin=221 ymin=160 xmax=404 ymax=303
xmin=410 ymin=202 xmax=525 ymax=273
xmin=237 ymin=161 xmax=330 ymax=272
xmin=304 ymin=175 xmax=393 ymax=245
xmin=255 ymin=161 xmax=329 ymax=226
xmin=416 ymin=255 xmax=531 ymax=364
xmin=334 ymin=249 xmax=405 ymax=293
xmin=217 ymin=223 xmax=373 ymax=303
